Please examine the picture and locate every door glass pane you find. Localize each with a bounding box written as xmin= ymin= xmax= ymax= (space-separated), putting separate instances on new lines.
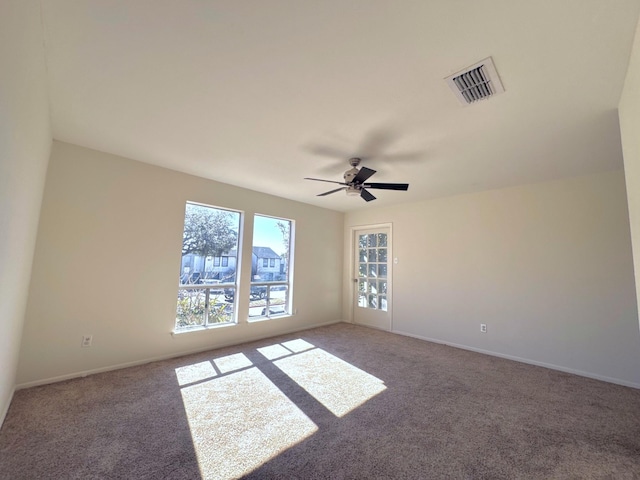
xmin=368 ymin=249 xmax=377 ymax=262
xmin=378 ymin=248 xmax=387 ymax=262
xmin=368 ymin=294 xmax=377 ymax=308
xmin=379 ymin=280 xmax=387 ymax=294
xmin=368 ymin=234 xmax=377 ymax=248
xmin=378 ymin=233 xmax=387 ymax=247
xmin=359 ymin=263 xmax=367 ymax=277
xmin=380 ymin=296 xmax=387 ymax=311
xmin=358 ymin=280 xmax=367 ymax=307
xmin=359 ymin=249 xmax=367 ymax=262
xmin=378 ymin=264 xmax=387 ymax=278
xmin=368 ymin=264 xmax=377 ymax=277
xmin=359 ymin=234 xmax=367 ymax=249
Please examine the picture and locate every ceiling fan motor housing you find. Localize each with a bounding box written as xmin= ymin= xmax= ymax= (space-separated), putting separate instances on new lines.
xmin=343 ymin=167 xmax=359 ymax=183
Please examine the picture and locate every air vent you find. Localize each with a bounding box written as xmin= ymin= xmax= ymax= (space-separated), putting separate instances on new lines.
xmin=445 ymin=57 xmax=504 ymax=105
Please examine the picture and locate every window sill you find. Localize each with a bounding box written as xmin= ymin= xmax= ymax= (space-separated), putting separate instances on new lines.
xmin=171 ymin=322 xmax=237 ymax=337
xmin=247 ymin=313 xmax=293 ymax=324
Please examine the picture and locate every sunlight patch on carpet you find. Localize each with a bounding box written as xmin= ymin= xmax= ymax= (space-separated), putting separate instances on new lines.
xmin=257 ymin=343 xmax=292 ymax=360
xmin=175 ymin=361 xmax=218 ymax=386
xmin=274 ymin=348 xmax=386 ymax=417
xmin=180 ymin=367 xmax=317 ymax=479
xmin=281 ymin=339 xmax=314 ymax=352
xmin=213 ymin=352 xmax=253 ymax=373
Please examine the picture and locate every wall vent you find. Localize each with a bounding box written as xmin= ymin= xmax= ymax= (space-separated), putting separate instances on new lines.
xmin=445 ymin=57 xmax=504 ymax=105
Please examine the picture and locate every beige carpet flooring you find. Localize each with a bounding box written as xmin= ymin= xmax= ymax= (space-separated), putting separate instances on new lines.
xmin=1 ymin=323 xmax=640 ymax=479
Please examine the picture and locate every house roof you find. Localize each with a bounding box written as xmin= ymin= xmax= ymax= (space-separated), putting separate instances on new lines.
xmin=40 ymin=1 xmax=640 ymax=211
xmin=252 ymin=247 xmax=281 ymax=259
xmin=225 ymin=247 xmax=280 ymax=259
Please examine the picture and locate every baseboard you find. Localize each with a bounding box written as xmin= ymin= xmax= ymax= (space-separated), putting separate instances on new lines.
xmin=16 ymin=319 xmax=343 ymax=390
xmin=0 ymin=387 xmax=16 ymax=429
xmin=392 ymin=329 xmax=640 ymax=390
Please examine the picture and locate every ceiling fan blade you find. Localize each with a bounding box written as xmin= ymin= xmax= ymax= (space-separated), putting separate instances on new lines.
xmin=360 ymin=188 xmax=376 ymax=202
xmin=318 ymin=187 xmax=347 ymax=197
xmin=363 ymin=182 xmax=409 ymax=191
xmin=352 ymin=167 xmax=376 ymax=184
xmin=304 ymin=177 xmax=348 ymax=185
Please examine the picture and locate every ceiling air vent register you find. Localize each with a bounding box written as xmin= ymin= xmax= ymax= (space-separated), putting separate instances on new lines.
xmin=445 ymin=57 xmax=504 ymax=105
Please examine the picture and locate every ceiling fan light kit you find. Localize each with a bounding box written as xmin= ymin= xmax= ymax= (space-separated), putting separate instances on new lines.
xmin=304 ymin=157 xmax=409 ymax=203
xmin=345 ymin=186 xmax=361 ymax=197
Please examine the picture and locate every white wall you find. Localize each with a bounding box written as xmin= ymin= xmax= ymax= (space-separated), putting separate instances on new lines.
xmin=0 ymin=1 xmax=52 ymax=423
xmin=17 ymin=142 xmax=343 ymax=386
xmin=619 ymin=16 xmax=640 ymax=328
xmin=344 ymin=171 xmax=640 ymax=386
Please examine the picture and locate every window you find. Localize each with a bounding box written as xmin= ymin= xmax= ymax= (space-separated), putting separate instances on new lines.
xmin=250 ymin=214 xmax=293 ymax=320
xmin=176 ymin=202 xmax=241 ymax=330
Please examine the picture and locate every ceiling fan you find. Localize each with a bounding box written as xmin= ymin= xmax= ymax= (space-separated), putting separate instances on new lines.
xmin=304 ymin=157 xmax=409 ymax=202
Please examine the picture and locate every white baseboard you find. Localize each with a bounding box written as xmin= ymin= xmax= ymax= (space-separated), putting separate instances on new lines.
xmin=392 ymin=329 xmax=640 ymax=390
xmin=16 ymin=319 xmax=342 ymax=390
xmin=0 ymin=387 xmax=16 ymax=429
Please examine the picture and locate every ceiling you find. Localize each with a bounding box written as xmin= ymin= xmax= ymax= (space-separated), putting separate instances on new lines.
xmin=41 ymin=1 xmax=640 ymax=212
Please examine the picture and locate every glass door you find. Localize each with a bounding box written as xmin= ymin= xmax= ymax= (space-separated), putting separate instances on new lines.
xmin=353 ymin=227 xmax=391 ymax=331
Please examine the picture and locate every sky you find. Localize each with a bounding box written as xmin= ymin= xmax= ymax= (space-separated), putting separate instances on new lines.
xmin=252 ymin=215 xmax=290 ymax=256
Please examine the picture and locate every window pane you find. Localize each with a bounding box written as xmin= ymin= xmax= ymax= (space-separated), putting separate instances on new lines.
xmin=265 ymin=285 xmax=288 ymax=317
xmin=252 ymin=215 xmax=291 ymax=283
xmin=176 ymin=288 xmax=206 ymax=328
xmin=251 ymin=215 xmax=293 ymax=320
xmin=179 ymin=203 xmax=240 ymax=287
xmin=207 ymin=290 xmax=234 ymax=324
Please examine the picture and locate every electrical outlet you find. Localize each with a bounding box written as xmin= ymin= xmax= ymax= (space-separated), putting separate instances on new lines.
xmin=480 ymin=324 xmax=487 ymax=333
xmin=81 ymin=335 xmax=93 ymax=347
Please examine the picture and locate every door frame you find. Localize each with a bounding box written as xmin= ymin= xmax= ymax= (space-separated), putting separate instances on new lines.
xmin=349 ymin=223 xmax=393 ymax=331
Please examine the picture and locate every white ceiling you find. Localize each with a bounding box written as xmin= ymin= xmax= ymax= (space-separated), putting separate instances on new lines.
xmin=41 ymin=1 xmax=640 ymax=212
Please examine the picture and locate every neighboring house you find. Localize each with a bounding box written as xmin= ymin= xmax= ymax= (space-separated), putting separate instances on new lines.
xmin=180 ymin=246 xmax=282 ymax=282
xmin=180 ymin=252 xmax=238 ymax=282
xmin=251 ymin=247 xmax=282 ymax=281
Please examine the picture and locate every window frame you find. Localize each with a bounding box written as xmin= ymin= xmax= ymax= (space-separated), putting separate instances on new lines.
xmin=175 ymin=202 xmax=243 ymax=331
xmin=249 ymin=214 xmax=294 ymax=321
